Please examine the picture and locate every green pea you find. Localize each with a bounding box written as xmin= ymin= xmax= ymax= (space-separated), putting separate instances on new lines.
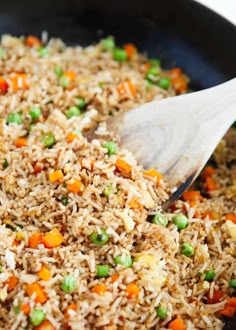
xmin=229 ymin=279 xmax=236 ymax=289
xmin=29 ymin=123 xmax=37 ymax=131
xmin=103 ymin=185 xmax=112 ymax=197
xmin=90 ymin=229 xmax=109 ymax=245
xmin=103 ymin=184 xmax=113 ymax=197
xmin=173 ymin=214 xmax=188 ymax=230
xmin=75 ymin=97 xmax=86 ymax=109
xmin=146 ymin=67 xmax=160 ymax=83
xmin=156 ymin=305 xmax=167 ymax=320
xmin=29 ymin=309 xmax=45 ymax=326
xmin=38 ymin=47 xmax=48 ymax=57
xmin=149 ymin=58 xmax=161 ymax=67
xmin=158 ymin=78 xmax=171 ymax=90
xmin=98 ymin=82 xmax=106 ymax=88
xmin=54 ymin=65 xmax=63 ymax=77
xmin=60 ymin=76 xmax=70 ymax=88
xmin=96 ymin=264 xmax=110 ymax=278
xmin=3 ymin=159 xmax=9 ymax=169
xmin=101 ymin=36 xmax=115 ymax=51
xmin=152 ymin=213 xmax=168 ymax=226
xmin=29 ymin=106 xmax=42 ymax=120
xmin=113 ymin=48 xmax=127 ymax=62
xmin=146 ymin=79 xmax=154 ymax=86
xmin=6 ymin=112 xmax=22 ymax=125
xmin=61 ymin=197 xmax=69 ymax=205
xmin=14 ymin=305 xmax=21 ymax=315
xmin=181 ymin=243 xmax=194 ymax=257
xmin=61 ymin=275 xmax=77 ymax=293
xmin=41 ymin=132 xmax=55 ymax=148
xmin=0 ymin=47 xmax=6 ymax=59
xmin=0 ymin=265 xmax=2 ymax=272
xmin=66 ymin=106 xmax=81 ymax=119
xmin=103 ymin=141 xmax=117 ymax=156
xmin=103 ymin=184 xmax=118 ymax=197
xmin=204 ymin=270 xmax=215 ymax=281
xmin=114 ymin=255 xmax=132 ymax=268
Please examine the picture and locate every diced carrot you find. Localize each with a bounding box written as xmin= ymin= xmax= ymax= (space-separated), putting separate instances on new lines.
xmin=67 ymin=85 xmax=76 ymax=91
xmin=34 ymin=164 xmax=43 ymax=174
xmin=67 ymin=132 xmax=79 ymax=143
xmin=202 ymin=211 xmax=219 ymax=220
xmin=9 ymin=73 xmax=29 ymax=91
xmin=35 ymin=320 xmax=56 ymax=330
xmin=115 ymin=159 xmax=132 ymax=175
xmin=205 ymin=176 xmax=217 ymax=191
xmin=129 ymin=197 xmax=142 ymax=209
xmin=111 ymin=273 xmax=119 ymax=283
xmin=169 ymin=68 xmax=182 ymax=77
xmin=225 ymin=213 xmax=236 ymax=224
xmin=193 ymin=211 xmax=200 ymax=218
xmin=207 ymin=289 xmax=224 ymax=304
xmin=227 ymin=297 xmax=236 ymax=308
xmin=64 ymin=71 xmax=76 ymax=82
xmin=140 ymin=62 xmax=150 ymax=73
xmin=28 ymin=232 xmax=43 ymax=249
xmin=124 ymin=43 xmax=137 ymax=59
xmin=168 ymin=318 xmax=186 ymax=330
xmin=26 ymin=283 xmax=48 ymax=304
xmin=0 ymin=77 xmax=9 ymax=93
xmin=67 ymin=179 xmax=84 ymax=194
xmin=49 ymin=170 xmax=64 ymax=183
xmin=117 ymin=80 xmax=136 ymax=97
xmin=201 ymin=166 xmax=215 ymax=180
xmin=9 ymin=73 xmax=29 ymax=92
xmin=15 ymin=138 xmax=27 ymax=148
xmin=64 ymin=324 xmax=72 ymax=330
xmin=20 ymin=303 xmax=30 ymax=315
xmin=171 ymin=77 xmax=187 ymax=93
xmin=127 ymin=80 xmax=136 ymax=96
xmin=64 ymin=304 xmax=77 ymax=319
xmin=92 ymin=284 xmax=108 ymax=295
xmin=218 ymin=305 xmax=235 ymax=317
xmin=126 ymin=283 xmax=140 ymax=299
xmin=37 ymin=265 xmax=51 ymax=281
xmin=6 ymin=275 xmax=19 ymax=292
xmin=144 ymin=168 xmax=163 ymax=184
xmin=189 ymin=200 xmax=197 ymax=208
xmin=25 ymin=35 xmax=42 ymax=48
xmin=182 ymin=191 xmax=203 ymax=202
xmin=42 ymin=228 xmax=64 ymax=248
xmin=12 ymin=239 xmax=20 ymax=246
xmin=117 ymin=83 xmax=126 ymax=95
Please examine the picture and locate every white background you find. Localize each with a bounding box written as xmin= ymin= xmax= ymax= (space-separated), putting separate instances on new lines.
xmin=196 ymin=0 xmax=236 ymax=24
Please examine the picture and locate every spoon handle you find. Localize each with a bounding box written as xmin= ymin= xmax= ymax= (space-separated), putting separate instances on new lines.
xmin=107 ymin=78 xmax=236 ymax=198
xmin=194 ymin=78 xmax=236 ymax=129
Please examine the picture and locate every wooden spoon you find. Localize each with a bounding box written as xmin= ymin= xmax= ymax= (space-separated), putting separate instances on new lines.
xmin=106 ymin=78 xmax=236 ymax=204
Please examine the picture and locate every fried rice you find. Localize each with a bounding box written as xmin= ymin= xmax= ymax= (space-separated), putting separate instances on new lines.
xmin=0 ymin=34 xmax=235 ymax=330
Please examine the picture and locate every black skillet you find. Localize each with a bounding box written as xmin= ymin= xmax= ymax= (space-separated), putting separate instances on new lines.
xmin=0 ymin=0 xmax=235 ymax=328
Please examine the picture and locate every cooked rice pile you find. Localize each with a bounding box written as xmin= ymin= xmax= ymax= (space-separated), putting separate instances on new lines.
xmin=0 ymin=35 xmax=235 ymax=330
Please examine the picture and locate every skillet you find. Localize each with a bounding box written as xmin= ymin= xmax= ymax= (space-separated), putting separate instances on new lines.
xmin=0 ymin=0 xmax=235 ymax=328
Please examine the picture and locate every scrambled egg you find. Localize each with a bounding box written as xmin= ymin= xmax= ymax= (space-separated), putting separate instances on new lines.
xmin=225 ymin=220 xmax=236 ymax=241
xmin=135 ymin=253 xmax=167 ymax=292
